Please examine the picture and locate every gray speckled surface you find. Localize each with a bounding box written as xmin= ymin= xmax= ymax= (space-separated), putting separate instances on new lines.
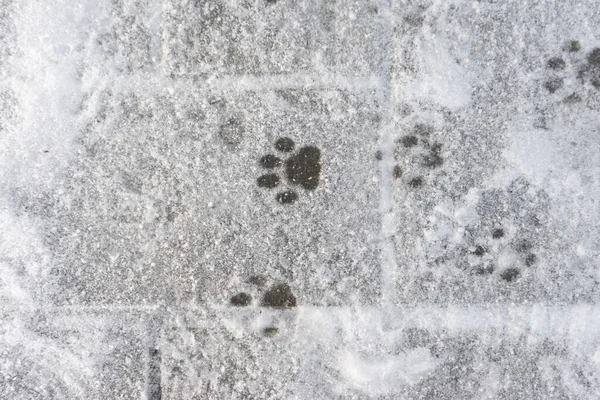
xmin=1 ymin=0 xmax=600 ymax=398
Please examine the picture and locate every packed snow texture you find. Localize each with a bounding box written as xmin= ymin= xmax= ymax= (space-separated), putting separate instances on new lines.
xmin=1 ymin=0 xmax=600 ymax=398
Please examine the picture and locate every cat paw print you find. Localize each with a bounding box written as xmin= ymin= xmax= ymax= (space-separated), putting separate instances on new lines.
xmin=257 ymin=137 xmax=322 ymax=204
xmin=468 ymin=227 xmax=539 ymax=283
xmin=542 ymin=40 xmax=600 ymax=102
xmin=230 ymin=281 xmax=297 ymax=309
xmin=423 ymin=179 xmax=548 ymax=285
xmin=393 ymin=122 xmax=444 ymax=188
xmin=229 ymin=279 xmax=297 ymax=337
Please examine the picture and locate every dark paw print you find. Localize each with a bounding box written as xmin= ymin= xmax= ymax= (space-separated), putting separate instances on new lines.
xmin=393 ymin=123 xmax=443 ymax=188
xmin=257 ymin=137 xmax=322 ymax=204
xmin=229 ymin=276 xmax=297 ymax=338
xmin=230 ymin=279 xmax=297 ymax=309
xmin=543 ymin=40 xmax=600 ymax=101
xmin=229 ymin=281 xmax=297 ymax=337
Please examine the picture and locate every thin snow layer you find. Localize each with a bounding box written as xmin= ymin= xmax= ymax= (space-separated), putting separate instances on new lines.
xmin=1 ymin=0 xmax=600 ymax=398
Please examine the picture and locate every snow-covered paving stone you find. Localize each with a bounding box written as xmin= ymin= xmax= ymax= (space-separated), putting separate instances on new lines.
xmin=163 ymin=0 xmax=381 ymax=76
xmin=157 ymin=306 xmax=600 ymax=398
xmin=24 ymin=84 xmax=381 ymax=307
xmin=390 ymin=0 xmax=600 ymax=305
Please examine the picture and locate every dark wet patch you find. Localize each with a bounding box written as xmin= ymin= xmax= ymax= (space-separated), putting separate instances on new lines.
xmin=547 ymin=57 xmax=566 ymax=70
xmin=500 ymin=268 xmax=520 ymax=282
xmin=231 ymin=292 xmax=252 ymax=306
xmin=260 ymin=154 xmax=282 ymax=169
xmin=472 ymin=245 xmax=487 ymax=256
xmin=544 ymin=78 xmax=564 ymax=93
xmin=413 ymin=123 xmax=434 ymax=136
xmin=404 ymin=13 xmax=424 ymax=27
xmin=248 ymin=275 xmax=267 ymax=286
xmin=285 ymin=146 xmax=321 ymax=190
xmin=261 ymin=283 xmax=297 ymax=308
xmin=525 ymin=253 xmax=537 ymax=267
xmin=423 ymin=143 xmax=443 ymax=168
xmin=404 ymin=328 xmax=432 ymax=348
xmin=166 ymin=205 xmax=180 ymax=222
xmin=492 ymin=228 xmax=505 ymax=239
xmin=586 ymin=48 xmax=600 ymax=89
xmin=565 ymin=40 xmax=581 ymax=53
xmin=408 ymin=177 xmax=423 ymax=188
xmin=275 ymin=137 xmax=295 ymax=152
xmin=147 ymin=348 xmax=162 ymax=400
xmin=257 ymin=173 xmax=281 ymax=188
xmin=475 ymin=265 xmax=494 ymax=275
xmin=263 ymin=327 xmax=279 ymax=337
xmin=587 ymin=48 xmax=600 ymax=67
xmin=515 ymin=240 xmax=532 ymax=253
xmin=219 ymin=116 xmax=244 ymax=147
xmin=393 ymin=165 xmax=402 ymax=179
xmin=375 ymin=150 xmax=383 ymax=161
xmin=401 ymin=135 xmax=418 ymax=148
xmin=276 ymin=190 xmax=298 ymax=204
xmin=564 ymin=93 xmax=582 ymax=103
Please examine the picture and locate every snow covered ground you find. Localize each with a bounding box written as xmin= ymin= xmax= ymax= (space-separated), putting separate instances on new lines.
xmin=1 ymin=0 xmax=600 ymax=398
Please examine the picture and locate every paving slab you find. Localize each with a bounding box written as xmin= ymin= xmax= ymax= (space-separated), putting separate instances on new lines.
xmin=390 ymin=0 xmax=600 ymax=304
xmin=157 ymin=306 xmax=600 ymax=399
xmin=34 ymin=84 xmax=381 ymax=307
xmin=163 ymin=0 xmax=382 ymax=76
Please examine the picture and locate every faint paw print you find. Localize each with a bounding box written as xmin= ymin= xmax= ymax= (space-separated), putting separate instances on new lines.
xmin=468 ymin=228 xmax=538 ymax=282
xmin=257 ymin=137 xmax=322 ymax=204
xmin=543 ymin=40 xmax=600 ymax=101
xmin=393 ymin=122 xmax=444 ymax=189
xmin=423 ymin=178 xmax=548 ymax=285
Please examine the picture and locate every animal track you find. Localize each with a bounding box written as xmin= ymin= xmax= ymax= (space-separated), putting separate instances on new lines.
xmin=257 ymin=137 xmax=322 ymax=204
xmin=542 ymin=40 xmax=600 ymax=101
xmin=230 ymin=292 xmax=252 ymax=306
xmin=231 ymin=281 xmax=297 ymax=309
xmin=423 ymin=178 xmax=549 ymax=285
xmin=393 ymin=122 xmax=444 ymax=189
xmin=469 ymin=227 xmax=539 ymax=281
xmin=228 ymin=279 xmax=297 ymax=338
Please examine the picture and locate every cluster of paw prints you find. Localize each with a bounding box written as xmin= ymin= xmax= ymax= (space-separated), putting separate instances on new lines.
xmin=543 ymin=40 xmax=600 ymax=101
xmin=468 ymin=227 xmax=538 ymax=283
xmin=257 ymin=137 xmax=322 ymax=204
xmin=377 ymin=123 xmax=443 ymax=188
xmin=229 ymin=278 xmax=297 ymax=337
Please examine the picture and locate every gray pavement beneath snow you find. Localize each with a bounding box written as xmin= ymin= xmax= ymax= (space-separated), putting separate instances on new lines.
xmin=1 ymin=0 xmax=600 ymax=398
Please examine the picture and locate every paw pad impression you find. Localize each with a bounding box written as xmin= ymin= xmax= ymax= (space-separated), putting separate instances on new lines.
xmin=257 ymin=137 xmax=322 ymax=204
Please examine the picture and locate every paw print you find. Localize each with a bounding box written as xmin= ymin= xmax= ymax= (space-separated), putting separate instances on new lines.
xmin=257 ymin=137 xmax=322 ymax=204
xmin=542 ymin=40 xmax=600 ymax=102
xmin=468 ymin=227 xmax=538 ymax=282
xmin=393 ymin=122 xmax=444 ymax=188
xmin=423 ymin=178 xmax=548 ymax=285
xmin=229 ymin=279 xmax=298 ymax=337
xmin=230 ymin=278 xmax=297 ymax=309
